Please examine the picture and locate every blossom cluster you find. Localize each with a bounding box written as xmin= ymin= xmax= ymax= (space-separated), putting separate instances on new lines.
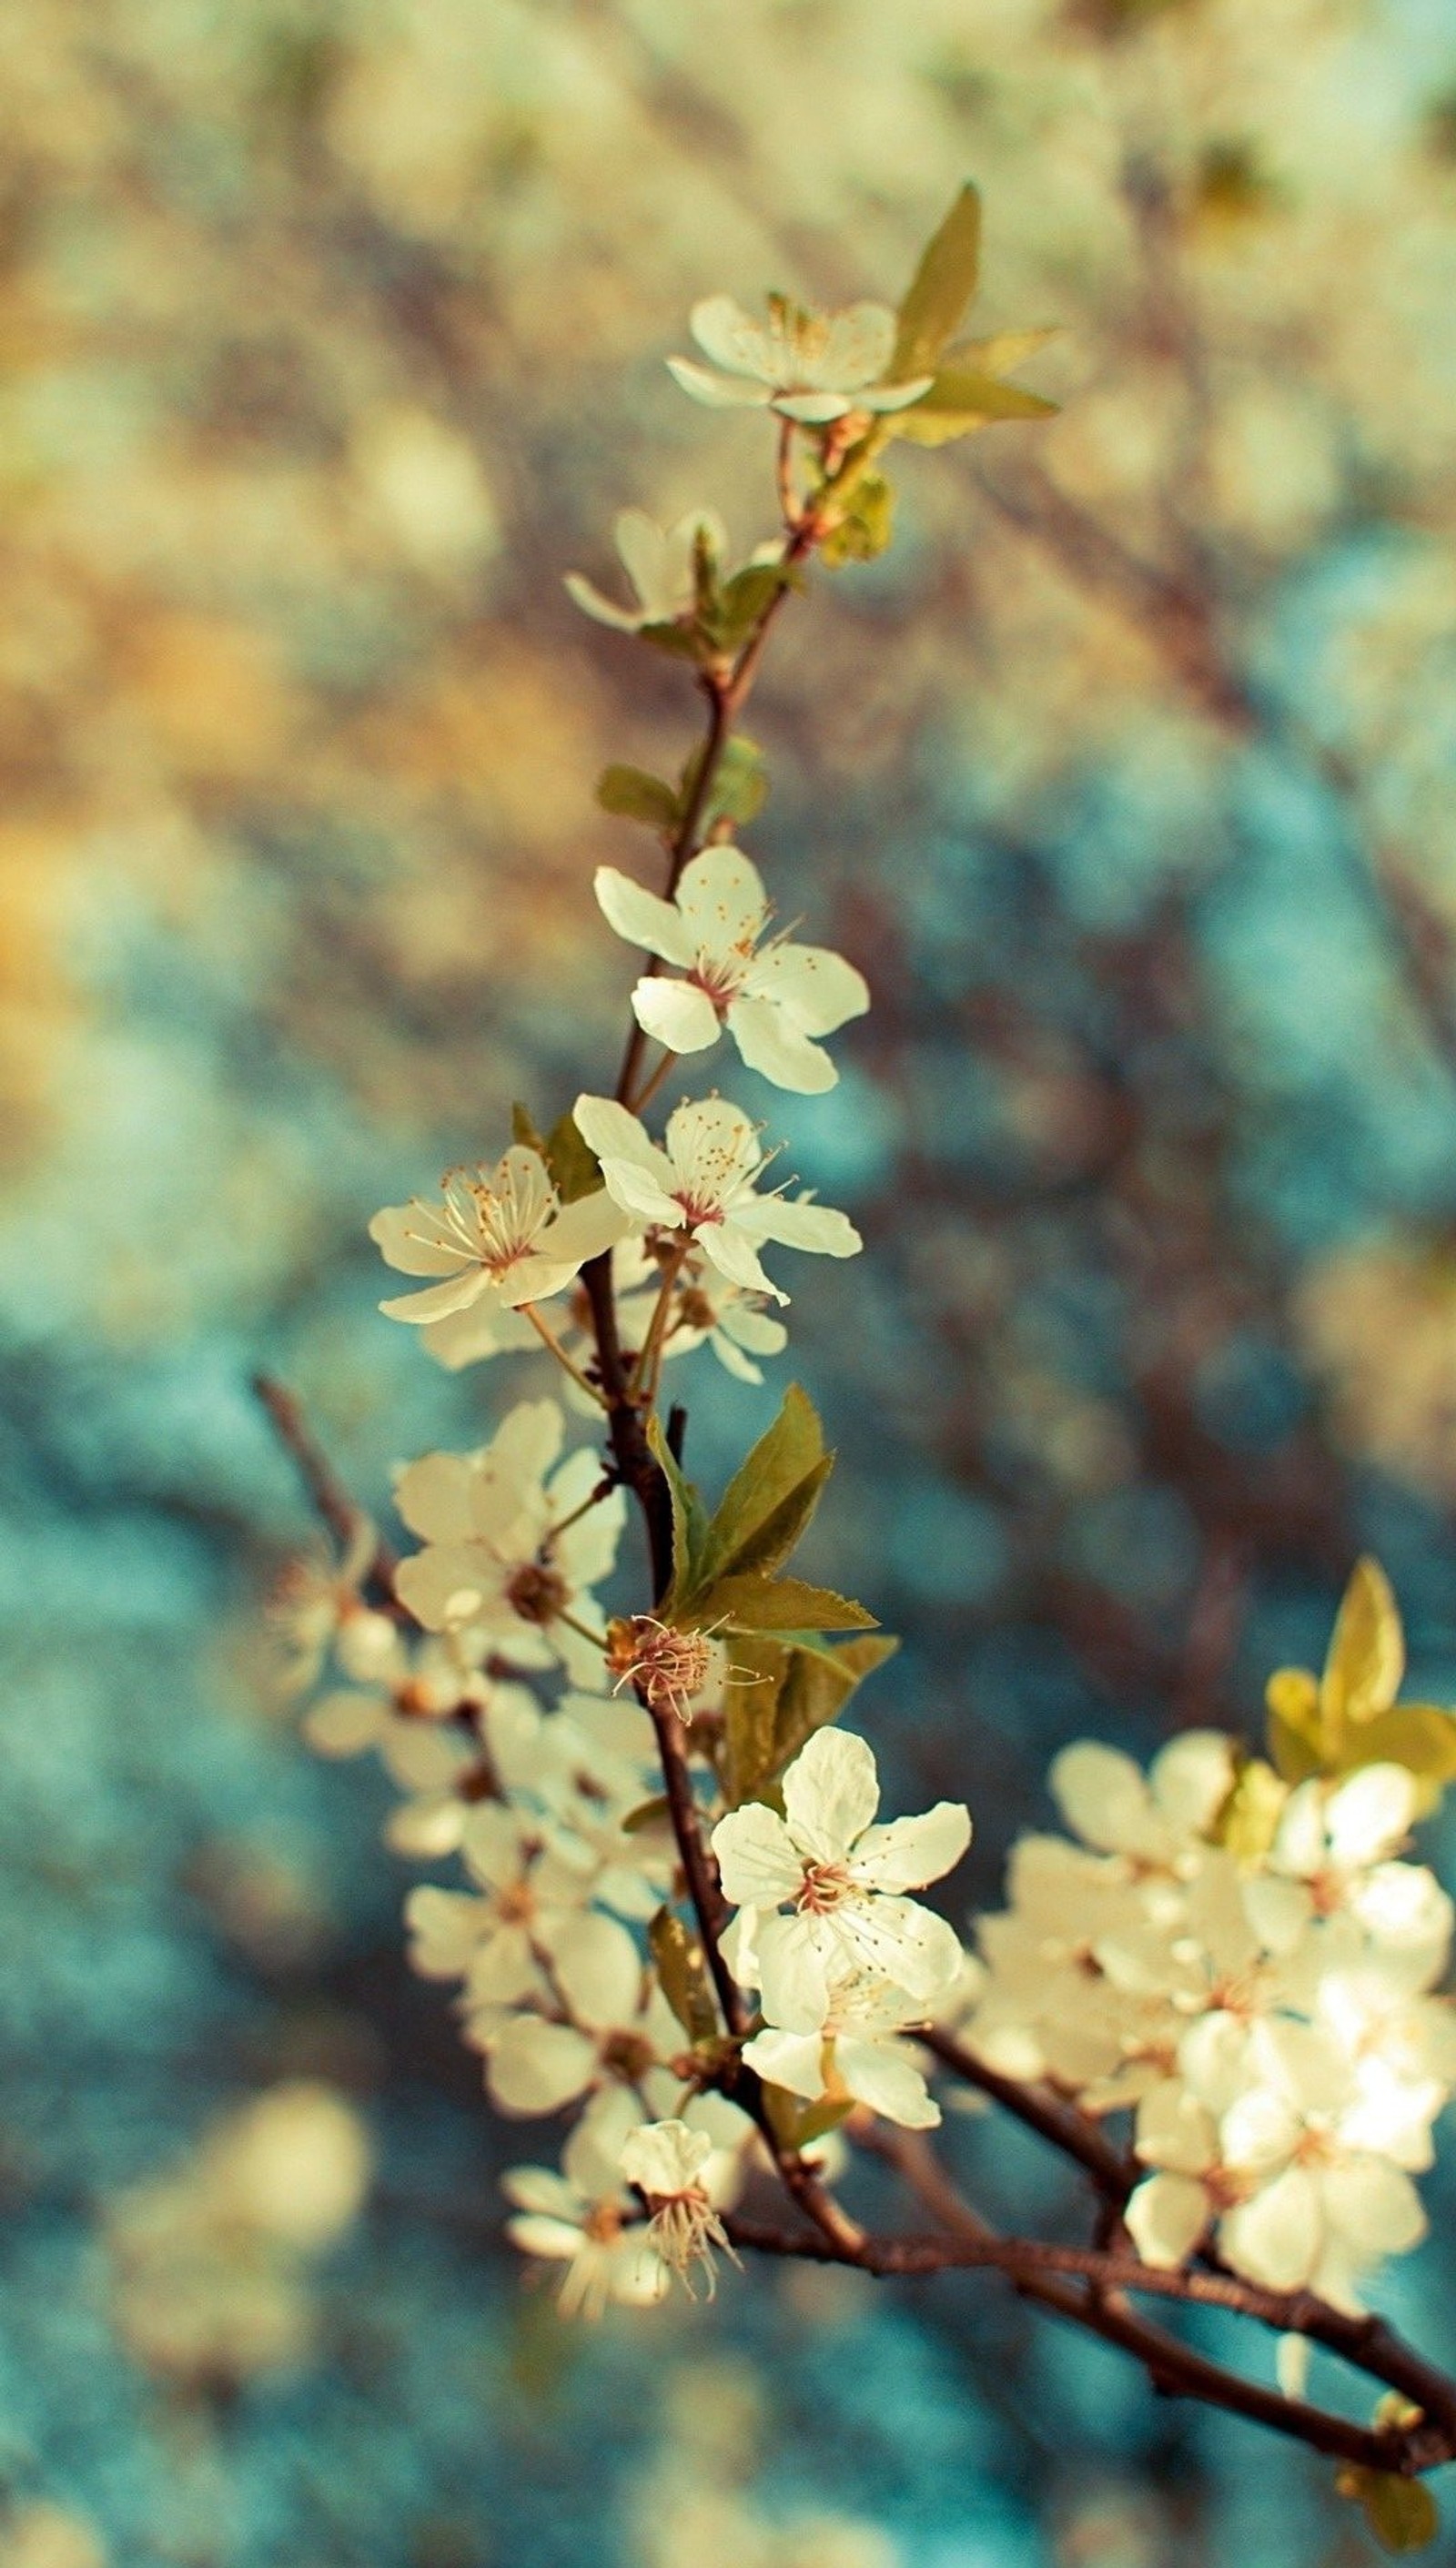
xmin=952 ymin=1734 xmax=1456 ymax=2311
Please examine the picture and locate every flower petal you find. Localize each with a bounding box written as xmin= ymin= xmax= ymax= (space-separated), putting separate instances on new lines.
xmin=674 ymin=844 xmax=769 ymax=953
xmin=727 ymin=994 xmax=836 ymax=1093
xmin=783 ymin=1727 xmax=880 ymax=1863
xmin=1126 ymin=2173 xmax=1209 ymax=2269
xmin=853 ymin=1802 xmax=971 ymax=1894
xmin=836 ymin=2036 xmax=940 ymax=2130
xmin=369 ymin=1198 xmax=468 ymax=1279
xmin=747 ymin=942 xmax=869 ymax=1036
xmin=736 ymin=1193 xmax=861 ymax=1258
xmin=1221 ymin=2167 xmax=1321 ymax=2290
xmin=754 ymin=1911 xmax=831 ymax=2032
xmin=487 ymin=2017 xmax=598 ymax=2116
xmin=742 ymin=2026 xmax=827 ymax=2102
xmin=666 ymin=356 xmax=771 ymax=408
xmin=594 ymin=867 xmax=695 ymax=967
xmin=711 ymin=1804 xmax=803 ymax=1908
xmin=632 ymin=977 xmax=722 ymax=1055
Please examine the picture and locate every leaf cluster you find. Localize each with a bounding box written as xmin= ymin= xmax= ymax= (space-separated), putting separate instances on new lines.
xmin=596 ymin=733 xmax=769 ymax=839
xmin=648 ymin=1386 xmax=895 ymax=1806
xmin=1265 ymin=1558 xmax=1456 ymax=1814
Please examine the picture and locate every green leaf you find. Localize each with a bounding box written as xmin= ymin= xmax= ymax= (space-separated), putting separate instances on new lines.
xmin=713 ymin=562 xmax=792 ymax=652
xmin=543 ymin=1109 xmax=602 ymax=1204
xmin=1324 ymin=1557 xmax=1404 ymax=1732
xmin=679 ymin=732 xmax=770 ymax=832
xmin=697 ymin=1572 xmax=877 ymax=1634
xmin=1213 ymin=1756 xmax=1286 ymax=1864
xmin=622 ymin=1794 xmax=670 ymax=1835
xmin=1335 ymin=1707 xmax=1456 ymax=1815
xmin=893 ymin=182 xmax=983 ymax=380
xmin=693 ymin=1383 xmax=828 ymax=1591
xmin=646 ymin=1412 xmax=710 ymax=1612
xmin=1266 ymin=1665 xmax=1325 ymax=1782
xmin=949 ymin=328 xmax=1061 ymax=378
xmin=648 ymin=1906 xmax=720 ymax=2046
xmin=638 ymin=618 xmax=706 ymax=662
xmin=595 ymin=764 xmax=679 ymax=830
xmin=890 ymin=368 xmax=1058 ymax=448
xmin=1336 ymin=2467 xmax=1440 ymax=2553
xmin=770 ymin=1633 xmax=898 ymax=1777
xmin=721 ymin=1633 xmax=791 ymax=1808
xmin=821 ymin=472 xmax=895 ymax=568
xmin=511 ymin=1100 xmax=547 ymax=1154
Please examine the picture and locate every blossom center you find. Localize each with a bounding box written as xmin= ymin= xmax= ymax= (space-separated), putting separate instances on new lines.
xmin=606 ymin=1615 xmax=713 ymax=1724
xmin=600 ymin=2029 xmax=657 ymax=2083
xmin=796 ymin=1860 xmax=852 ymax=1915
xmin=507 ymin=1561 xmax=569 ymax=1625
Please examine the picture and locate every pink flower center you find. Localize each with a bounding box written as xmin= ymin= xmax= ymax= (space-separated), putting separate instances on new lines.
xmin=796 ymin=1860 xmax=851 ymax=1916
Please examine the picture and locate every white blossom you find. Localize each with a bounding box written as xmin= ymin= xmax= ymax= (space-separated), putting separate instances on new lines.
xmin=745 ymin=1967 xmax=943 ymax=2129
xmin=564 ymin=507 xmax=726 ymax=632
xmin=503 ymin=2111 xmax=668 ymax=2320
xmin=713 ymin=1728 xmax=970 ymax=2032
xmin=392 ymin=1399 xmax=623 ymax=1687
xmin=667 ymin=295 xmax=932 ymax=425
xmin=619 ymin=2118 xmax=739 ymax=2297
xmin=572 ymin=1093 xmax=860 ymax=1307
xmin=595 ymin=845 xmax=868 ymax=1095
xmin=370 ymin=1145 xmax=627 ymax=1328
xmin=471 ymin=1908 xmax=681 ymax=2118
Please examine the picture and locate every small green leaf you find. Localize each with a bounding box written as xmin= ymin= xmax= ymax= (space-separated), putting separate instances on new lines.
xmin=511 ymin=1100 xmax=547 ymax=1154
xmin=697 ymin=1572 xmax=877 ymax=1634
xmin=950 ymin=328 xmax=1061 ymax=378
xmin=638 ymin=618 xmax=706 ymax=662
xmin=694 ymin=1383 xmax=829 ymax=1591
xmin=893 ymin=181 xmax=983 ymax=380
xmin=1325 ymin=1557 xmax=1405 ymax=1733
xmin=648 ymin=1906 xmax=720 ymax=2046
xmin=771 ymin=1632 xmax=898 ymax=1777
xmin=890 ymin=368 xmax=1058 ymax=448
xmin=1336 ymin=1707 xmax=1456 ymax=1815
xmin=595 ymin=764 xmax=680 ymax=830
xmin=1213 ymin=1756 xmax=1286 ymax=1864
xmin=676 ymin=733 xmax=770 ymax=833
xmin=1336 ymin=2466 xmax=1440 ymax=2553
xmin=721 ymin=1631 xmax=898 ymax=1806
xmin=1266 ymin=1665 xmax=1325 ymax=1782
xmin=821 ymin=473 xmax=895 ymax=568
xmin=646 ymin=1412 xmax=710 ymax=1612
xmin=543 ymin=1109 xmax=602 ymax=1204
xmin=721 ymin=1634 xmax=791 ymax=1808
xmin=713 ymin=562 xmax=792 ymax=652
xmin=622 ymin=1794 xmax=671 ymax=1835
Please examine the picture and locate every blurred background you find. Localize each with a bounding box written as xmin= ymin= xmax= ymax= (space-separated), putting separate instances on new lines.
xmin=3 ymin=0 xmax=1456 ymax=2559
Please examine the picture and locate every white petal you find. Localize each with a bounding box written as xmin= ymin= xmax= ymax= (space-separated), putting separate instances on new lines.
xmin=487 ymin=2017 xmax=598 ymax=2116
xmin=736 ymin=1194 xmax=861 ymax=1258
xmin=1126 ymin=2173 xmax=1209 ymax=2269
xmin=545 ymin=1912 xmax=644 ymax=2032
xmin=594 ymin=868 xmax=694 ymax=967
xmin=783 ymin=1728 xmax=880 ymax=1863
xmin=304 ymin=1690 xmax=384 ymax=1757
xmin=506 ymin=2212 xmax=589 ymax=2262
xmin=852 ymin=1803 xmax=971 ymax=1894
xmin=1326 ymin=1764 xmax=1416 ymax=1867
xmin=742 ymin=2027 xmax=827 ymax=2102
xmin=392 ymin=1458 xmax=477 ymax=1530
xmin=727 ymin=995 xmax=836 ymax=1093
xmin=1149 ymin=1730 xmax=1238 ymax=1835
xmin=1321 ymin=2157 xmax=1426 ymax=2256
xmin=836 ymin=1896 xmax=964 ymax=2001
xmin=666 ymin=356 xmax=771 ymax=408
xmin=620 ymin=2118 xmax=712 ymax=2197
xmin=380 ymin=1271 xmax=489 ymax=1324
xmin=394 ymin=1543 xmax=492 ymax=1632
xmin=775 ymin=389 xmax=859 ymax=424
xmin=747 ymin=942 xmax=869 ymax=1037
xmin=612 ymin=509 xmax=671 ymax=612
xmin=1221 ymin=2168 xmax=1321 ymax=2290
xmin=754 ymin=1912 xmax=831 ymax=2033
xmin=572 ymin=1095 xmax=676 ymax=1192
xmin=836 ymin=2036 xmax=940 ymax=2129
xmin=369 ymin=1199 xmax=467 ymax=1279
xmin=674 ymin=844 xmax=768 ymax=953
xmin=632 ymin=977 xmax=722 ymax=1055
xmin=817 ymin=302 xmax=896 ymax=391
xmin=562 ymin=573 xmax=642 ymax=632
xmin=1050 ymin=1741 xmax=1158 ymax=1855
xmin=664 ymin=1095 xmax=761 ymax=1191
xmin=1135 ymin=2079 xmax=1218 ymax=2177
xmin=698 ymin=1221 xmax=787 ymax=1304
xmin=711 ymin=1804 xmax=803 ymax=1908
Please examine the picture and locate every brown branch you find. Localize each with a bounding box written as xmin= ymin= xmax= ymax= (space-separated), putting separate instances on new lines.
xmin=253 ymin=1372 xmax=398 ymax=1589
xmin=923 ymin=2025 xmax=1138 ymax=2202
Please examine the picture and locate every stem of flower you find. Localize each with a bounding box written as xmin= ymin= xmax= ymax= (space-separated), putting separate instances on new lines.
xmin=517 ymin=1301 xmax=608 ymax=1409
xmin=627 ymin=1242 xmax=691 ymax=1404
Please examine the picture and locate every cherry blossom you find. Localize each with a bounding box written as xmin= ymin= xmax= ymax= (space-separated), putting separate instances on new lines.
xmin=713 ymin=1728 xmax=970 ymax=2032
xmin=745 ymin=1967 xmax=944 ymax=2129
xmin=370 ymin=1145 xmax=627 ymax=1328
xmin=391 ymin=1399 xmax=623 ymax=1686
xmin=502 ymin=2112 xmax=668 ymax=2321
xmin=563 ymin=507 xmax=726 ymax=632
xmin=667 ymin=294 xmax=932 ymax=425
xmin=619 ymin=2118 xmax=739 ymax=2297
xmin=595 ymin=845 xmax=868 ymax=1094
xmin=572 ymin=1093 xmax=860 ymax=1306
